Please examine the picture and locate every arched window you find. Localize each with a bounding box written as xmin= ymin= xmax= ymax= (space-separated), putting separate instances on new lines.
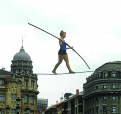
xmin=112 ymin=84 xmax=116 ymax=89
xmin=104 ymin=73 xmax=108 ymax=78
xmin=112 ymin=96 xmax=116 ymax=100
xmin=112 ymin=73 xmax=116 ymax=78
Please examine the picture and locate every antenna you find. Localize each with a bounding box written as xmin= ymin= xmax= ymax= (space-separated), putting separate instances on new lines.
xmin=22 ymin=36 xmax=23 ymax=49
xmin=22 ymin=35 xmax=26 ymax=49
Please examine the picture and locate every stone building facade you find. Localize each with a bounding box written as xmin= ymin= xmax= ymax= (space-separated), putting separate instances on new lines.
xmin=0 ymin=46 xmax=39 ymax=114
xmin=0 ymin=69 xmax=11 ymax=114
xmin=57 ymin=92 xmax=83 ymax=114
xmin=83 ymin=61 xmax=121 ymax=114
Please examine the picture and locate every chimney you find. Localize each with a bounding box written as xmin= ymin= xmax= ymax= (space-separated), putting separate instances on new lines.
xmin=56 ymin=101 xmax=58 ymax=104
xmin=60 ymin=97 xmax=63 ymax=102
xmin=76 ymin=89 xmax=79 ymax=94
xmin=2 ymin=67 xmax=5 ymax=70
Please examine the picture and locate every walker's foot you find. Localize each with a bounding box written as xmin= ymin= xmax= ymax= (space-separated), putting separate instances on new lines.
xmin=52 ymin=71 xmax=57 ymax=74
xmin=69 ymin=71 xmax=75 ymax=73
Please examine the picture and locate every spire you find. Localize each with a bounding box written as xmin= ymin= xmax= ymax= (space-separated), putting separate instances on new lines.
xmin=21 ymin=35 xmax=26 ymax=49
xmin=20 ymin=35 xmax=26 ymax=51
xmin=22 ymin=36 xmax=23 ymax=49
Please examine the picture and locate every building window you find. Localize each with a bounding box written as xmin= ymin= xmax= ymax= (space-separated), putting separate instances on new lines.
xmin=31 ymin=81 xmax=34 ymax=89
xmin=30 ymin=96 xmax=34 ymax=104
xmin=11 ymin=94 xmax=13 ymax=101
xmin=112 ymin=107 xmax=116 ymax=113
xmin=93 ymin=87 xmax=94 ymax=91
xmin=0 ymin=80 xmax=4 ymax=85
xmin=103 ymin=107 xmax=106 ymax=112
xmin=112 ymin=85 xmax=116 ymax=89
xmin=11 ymin=94 xmax=17 ymax=101
xmin=92 ymin=107 xmax=94 ymax=114
xmin=24 ymin=110 xmax=26 ymax=114
xmin=85 ymin=91 xmax=87 ymax=95
xmin=98 ymin=74 xmax=100 ymax=79
xmin=113 ymin=97 xmax=116 ymax=100
xmin=75 ymin=99 xmax=77 ymax=105
xmin=96 ymin=107 xmax=98 ymax=113
xmin=0 ymin=94 xmax=5 ymax=101
xmin=96 ymin=97 xmax=98 ymax=102
xmin=92 ymin=99 xmax=94 ymax=103
xmin=25 ymin=80 xmax=28 ymax=87
xmin=103 ymin=85 xmax=106 ymax=89
xmin=14 ymin=94 xmax=17 ymax=101
xmin=90 ymin=99 xmax=91 ymax=104
xmin=112 ymin=73 xmax=116 ymax=78
xmin=103 ymin=97 xmax=106 ymax=100
xmin=24 ymin=95 xmax=28 ymax=103
xmin=30 ymin=110 xmax=34 ymax=114
xmin=0 ymin=111 xmax=2 ymax=114
xmin=104 ymin=73 xmax=108 ymax=78
xmin=11 ymin=109 xmax=16 ymax=114
xmin=96 ymin=86 xmax=98 ymax=89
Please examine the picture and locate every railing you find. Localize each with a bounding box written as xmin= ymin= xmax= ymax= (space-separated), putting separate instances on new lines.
xmin=84 ymin=88 xmax=121 ymax=97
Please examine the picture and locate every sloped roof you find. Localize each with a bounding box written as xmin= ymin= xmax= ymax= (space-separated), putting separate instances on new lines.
xmin=94 ymin=61 xmax=121 ymax=74
xmin=52 ymin=102 xmax=63 ymax=107
xmin=0 ymin=69 xmax=9 ymax=75
xmin=44 ymin=102 xmax=63 ymax=112
xmin=40 ymin=109 xmax=46 ymax=113
xmin=64 ymin=91 xmax=83 ymax=103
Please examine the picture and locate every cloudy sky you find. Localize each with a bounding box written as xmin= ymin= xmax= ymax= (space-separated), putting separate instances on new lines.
xmin=0 ymin=0 xmax=121 ymax=106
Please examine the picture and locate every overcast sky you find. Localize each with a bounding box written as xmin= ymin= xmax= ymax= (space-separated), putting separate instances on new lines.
xmin=0 ymin=0 xmax=121 ymax=106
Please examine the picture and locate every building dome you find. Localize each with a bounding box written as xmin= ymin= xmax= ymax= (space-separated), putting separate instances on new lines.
xmin=13 ymin=47 xmax=32 ymax=62
xmin=10 ymin=46 xmax=33 ymax=75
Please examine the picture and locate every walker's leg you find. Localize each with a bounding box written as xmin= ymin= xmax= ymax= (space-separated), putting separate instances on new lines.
xmin=64 ymin=54 xmax=75 ymax=73
xmin=52 ymin=55 xmax=64 ymax=74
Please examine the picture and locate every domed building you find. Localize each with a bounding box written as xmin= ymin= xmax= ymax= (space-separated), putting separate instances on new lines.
xmin=10 ymin=46 xmax=33 ymax=75
xmin=0 ymin=45 xmax=39 ymax=114
xmin=83 ymin=61 xmax=121 ymax=114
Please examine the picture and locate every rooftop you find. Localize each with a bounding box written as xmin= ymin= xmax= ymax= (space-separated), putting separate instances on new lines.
xmin=51 ymin=102 xmax=63 ymax=107
xmin=94 ymin=61 xmax=121 ymax=74
xmin=12 ymin=46 xmax=32 ymax=62
xmin=0 ymin=69 xmax=9 ymax=75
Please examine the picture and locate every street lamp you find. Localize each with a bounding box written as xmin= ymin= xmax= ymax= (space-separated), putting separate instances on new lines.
xmin=26 ymin=106 xmax=30 ymax=114
xmin=6 ymin=105 xmax=10 ymax=114
xmin=16 ymin=97 xmax=21 ymax=114
xmin=2 ymin=109 xmax=4 ymax=114
xmin=16 ymin=105 xmax=21 ymax=114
